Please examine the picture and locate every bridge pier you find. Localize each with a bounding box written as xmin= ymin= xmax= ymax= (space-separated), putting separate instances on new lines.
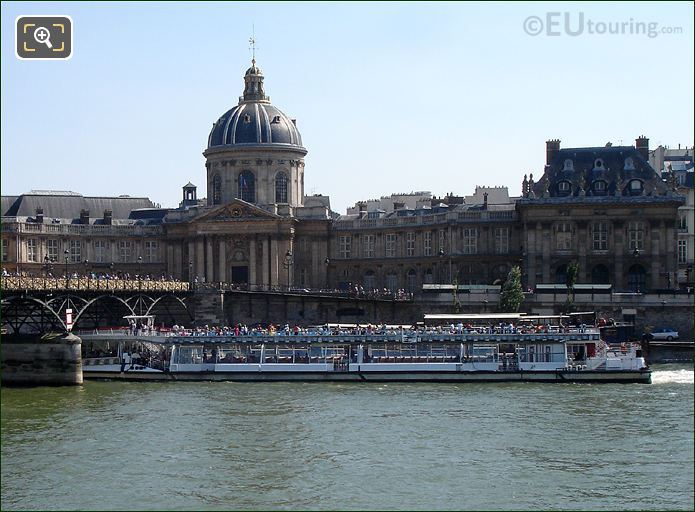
xmin=1 ymin=332 xmax=83 ymax=386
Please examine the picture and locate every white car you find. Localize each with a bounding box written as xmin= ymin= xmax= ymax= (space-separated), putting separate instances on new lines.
xmin=649 ymin=328 xmax=679 ymax=341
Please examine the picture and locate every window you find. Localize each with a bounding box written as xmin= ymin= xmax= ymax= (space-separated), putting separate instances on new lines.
xmin=423 ymin=231 xmax=432 ymax=256
xmin=1 ymin=239 xmax=7 ymax=262
xmin=69 ymin=240 xmax=81 ymax=263
xmin=594 ymin=158 xmax=604 ymax=170
xmin=94 ymin=240 xmax=107 ymax=263
xmin=385 ymin=233 xmax=396 ymax=257
xmin=593 ymin=180 xmax=607 ymax=195
xmin=238 ymin=170 xmax=255 ymax=203
xmin=212 ymin=174 xmax=222 ymax=205
xmin=27 ymin=239 xmax=38 ymax=262
xmin=679 ymin=214 xmax=688 ymax=231
xmin=47 ymin=239 xmax=58 ymax=261
xmin=558 ymin=181 xmax=571 ymax=195
xmin=591 ymin=265 xmax=610 ymax=284
xmin=462 ymin=228 xmax=477 ymax=254
xmin=494 ymin=227 xmax=509 ymax=254
xmin=119 ymin=241 xmax=132 ymax=262
xmin=555 ymin=222 xmax=573 ymax=251
xmin=592 ymin=222 xmax=608 ymax=251
xmin=563 ymin=159 xmax=574 ymax=171
xmin=145 ymin=241 xmax=157 ymax=263
xmin=406 ymin=269 xmax=417 ymax=293
xmin=423 ymin=268 xmax=434 ymax=284
xmin=629 ymin=179 xmax=643 ymax=195
xmin=439 ymin=230 xmax=446 ymax=252
xmin=678 ymin=240 xmax=687 ymax=264
xmin=339 ymin=236 xmax=351 ymax=259
xmin=406 ymin=232 xmax=415 ymax=257
xmin=628 ymin=222 xmax=644 ymax=251
xmin=624 ymin=157 xmax=635 ymax=171
xmin=275 ymin=172 xmax=288 ymax=203
xmin=364 ymin=270 xmax=376 ymax=290
xmin=385 ymin=273 xmax=398 ymax=292
xmin=363 ymin=234 xmax=375 ymax=258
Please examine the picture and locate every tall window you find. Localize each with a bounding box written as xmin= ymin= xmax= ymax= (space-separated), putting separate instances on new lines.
xmin=93 ymin=240 xmax=106 ymax=263
xmin=439 ymin=230 xmax=446 ymax=252
xmin=385 ymin=233 xmax=396 ymax=257
xmin=423 ymin=231 xmax=432 ymax=256
xmin=555 ymin=222 xmax=573 ymax=251
xmin=678 ymin=240 xmax=687 ymax=264
xmin=46 ymin=239 xmax=58 ymax=261
xmin=463 ymin=228 xmax=477 ymax=254
xmin=70 ymin=240 xmax=81 ymax=263
xmin=364 ymin=270 xmax=376 ymax=290
xmin=238 ymin=170 xmax=255 ymax=203
xmin=27 ymin=239 xmax=38 ymax=262
xmin=212 ymin=174 xmax=222 ymax=205
xmin=406 ymin=269 xmax=417 ymax=293
xmin=145 ymin=241 xmax=157 ymax=262
xmin=679 ymin=214 xmax=688 ymax=231
xmin=339 ymin=236 xmax=351 ymax=259
xmin=119 ymin=241 xmax=132 ymax=262
xmin=385 ymin=273 xmax=398 ymax=292
xmin=275 ymin=172 xmax=288 ymax=203
xmin=406 ymin=232 xmax=415 ymax=257
xmin=494 ymin=227 xmax=509 ymax=254
xmin=628 ymin=222 xmax=644 ymax=251
xmin=363 ymin=234 xmax=375 ymax=258
xmin=592 ymin=222 xmax=609 ymax=251
xmin=1 ymin=239 xmax=7 ymax=262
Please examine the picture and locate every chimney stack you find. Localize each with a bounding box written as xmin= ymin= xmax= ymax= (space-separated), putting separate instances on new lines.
xmin=546 ymin=139 xmax=561 ymax=165
xmin=35 ymin=206 xmax=44 ymax=223
xmin=80 ymin=209 xmax=90 ymax=225
xmin=103 ymin=209 xmax=112 ymax=225
xmin=635 ymin=135 xmax=649 ymax=159
xmin=483 ymin=192 xmax=488 ymax=210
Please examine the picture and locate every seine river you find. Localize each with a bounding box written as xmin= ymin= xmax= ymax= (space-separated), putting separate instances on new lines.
xmin=1 ymin=365 xmax=693 ymax=511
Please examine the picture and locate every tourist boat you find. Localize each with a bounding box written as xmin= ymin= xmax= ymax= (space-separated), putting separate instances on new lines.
xmin=77 ymin=313 xmax=651 ymax=383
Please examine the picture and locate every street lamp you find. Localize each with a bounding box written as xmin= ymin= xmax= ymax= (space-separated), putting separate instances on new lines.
xmin=632 ymin=247 xmax=640 ymax=292
xmin=283 ymin=250 xmax=294 ymax=291
xmin=438 ymin=248 xmax=452 ymax=284
xmin=84 ymin=259 xmax=90 ymax=290
xmin=324 ymin=257 xmax=330 ymax=291
xmin=137 ymin=255 xmax=143 ymax=290
xmin=43 ymin=255 xmax=50 ymax=289
xmin=64 ymin=249 xmax=70 ymax=289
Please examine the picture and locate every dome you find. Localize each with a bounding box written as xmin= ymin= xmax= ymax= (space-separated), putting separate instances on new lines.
xmin=208 ymin=103 xmax=304 ymax=149
xmin=207 ymin=60 xmax=305 ymax=152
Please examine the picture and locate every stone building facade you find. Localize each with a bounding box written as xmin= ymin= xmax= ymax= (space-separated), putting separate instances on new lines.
xmin=1 ymin=61 xmax=686 ymax=294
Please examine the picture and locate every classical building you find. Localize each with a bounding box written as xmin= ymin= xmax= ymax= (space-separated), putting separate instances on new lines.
xmin=1 ymin=61 xmax=686 ymax=293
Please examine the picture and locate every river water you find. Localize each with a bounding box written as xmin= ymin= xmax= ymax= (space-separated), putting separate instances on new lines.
xmin=1 ymin=365 xmax=693 ymax=510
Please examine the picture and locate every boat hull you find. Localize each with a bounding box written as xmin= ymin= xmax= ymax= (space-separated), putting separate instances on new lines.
xmin=83 ymin=368 xmax=651 ymax=384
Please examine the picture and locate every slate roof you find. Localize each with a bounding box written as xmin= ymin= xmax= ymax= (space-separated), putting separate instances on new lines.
xmin=2 ymin=192 xmax=155 ymax=221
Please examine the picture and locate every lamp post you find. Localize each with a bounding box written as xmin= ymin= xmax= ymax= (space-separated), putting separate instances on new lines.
xmin=438 ymin=248 xmax=452 ymax=284
xmin=84 ymin=259 xmax=90 ymax=290
xmin=324 ymin=257 xmax=330 ymax=291
xmin=137 ymin=255 xmax=143 ymax=290
xmin=64 ymin=249 xmax=70 ymax=289
xmin=43 ymin=255 xmax=50 ymax=289
xmin=283 ymin=250 xmax=293 ymax=291
xmin=188 ymin=260 xmax=193 ymax=290
xmin=633 ymin=247 xmax=640 ymax=293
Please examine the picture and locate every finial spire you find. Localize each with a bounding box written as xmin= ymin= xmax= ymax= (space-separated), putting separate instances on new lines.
xmin=249 ymin=25 xmax=256 ymax=64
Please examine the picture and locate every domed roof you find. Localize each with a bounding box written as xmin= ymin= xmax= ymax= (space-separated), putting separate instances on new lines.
xmin=207 ymin=60 xmax=305 ymax=152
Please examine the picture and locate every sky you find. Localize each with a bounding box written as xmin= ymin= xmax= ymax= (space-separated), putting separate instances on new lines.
xmin=2 ymin=1 xmax=693 ymax=214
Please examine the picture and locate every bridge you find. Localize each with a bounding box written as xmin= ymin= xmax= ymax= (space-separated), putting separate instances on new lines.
xmin=1 ymin=276 xmax=192 ymax=334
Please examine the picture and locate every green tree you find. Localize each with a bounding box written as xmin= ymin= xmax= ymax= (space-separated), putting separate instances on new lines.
xmin=499 ymin=266 xmax=524 ymax=312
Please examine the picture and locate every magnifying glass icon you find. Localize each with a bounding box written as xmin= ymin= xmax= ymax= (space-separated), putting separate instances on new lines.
xmin=33 ymin=26 xmax=53 ymax=49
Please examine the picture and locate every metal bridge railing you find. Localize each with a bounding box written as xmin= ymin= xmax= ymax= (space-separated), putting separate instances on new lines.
xmin=0 ymin=276 xmax=190 ymax=292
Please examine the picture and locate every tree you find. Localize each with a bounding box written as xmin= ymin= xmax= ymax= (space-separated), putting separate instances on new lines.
xmin=566 ymin=261 xmax=579 ymax=306
xmin=499 ymin=266 xmax=524 ymax=312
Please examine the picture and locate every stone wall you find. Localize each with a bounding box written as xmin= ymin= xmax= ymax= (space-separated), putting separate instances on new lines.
xmin=1 ymin=333 xmax=83 ymax=386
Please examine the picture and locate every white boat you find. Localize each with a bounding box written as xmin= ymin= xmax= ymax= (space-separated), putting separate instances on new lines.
xmin=78 ymin=313 xmax=651 ymax=384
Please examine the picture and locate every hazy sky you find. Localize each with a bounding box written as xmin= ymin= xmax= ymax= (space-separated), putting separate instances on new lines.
xmin=2 ymin=1 xmax=693 ymax=214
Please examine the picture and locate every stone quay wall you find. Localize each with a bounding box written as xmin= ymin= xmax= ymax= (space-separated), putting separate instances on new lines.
xmin=1 ymin=333 xmax=83 ymax=386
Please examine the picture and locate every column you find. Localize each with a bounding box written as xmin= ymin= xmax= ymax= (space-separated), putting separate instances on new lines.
xmin=206 ymin=238 xmax=214 ymax=282
xmin=188 ymin=240 xmax=195 ymax=279
xmin=218 ymin=239 xmax=226 ymax=283
xmin=166 ymin=243 xmax=174 ymax=278
xmin=261 ymin=237 xmax=270 ymax=288
xmin=270 ymin=238 xmax=279 ymax=288
xmin=249 ymin=238 xmax=256 ymax=289
xmin=196 ymin=238 xmax=204 ymax=280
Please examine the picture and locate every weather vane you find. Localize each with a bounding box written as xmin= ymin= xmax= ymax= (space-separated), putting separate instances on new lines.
xmin=249 ymin=25 xmax=257 ymax=63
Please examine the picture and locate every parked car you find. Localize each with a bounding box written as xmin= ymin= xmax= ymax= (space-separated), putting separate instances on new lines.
xmin=648 ymin=328 xmax=679 ymax=341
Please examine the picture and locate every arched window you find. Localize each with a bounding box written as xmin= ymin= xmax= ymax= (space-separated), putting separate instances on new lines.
xmin=423 ymin=268 xmax=434 ymax=284
xmin=591 ymin=264 xmax=610 ymax=284
xmin=238 ymin=171 xmax=255 ymax=203
xmin=629 ymin=179 xmax=644 ymax=196
xmin=592 ymin=180 xmax=608 ymax=196
xmin=627 ymin=264 xmax=646 ymax=292
xmin=364 ymin=270 xmax=376 ymax=290
xmin=212 ymin=174 xmax=222 ymax=205
xmin=275 ymin=172 xmax=288 ymax=203
xmin=406 ymin=269 xmax=417 ymax=293
xmin=558 ymin=180 xmax=572 ymax=196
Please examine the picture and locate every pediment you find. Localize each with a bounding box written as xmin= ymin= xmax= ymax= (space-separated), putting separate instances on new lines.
xmin=193 ymin=200 xmax=281 ymax=223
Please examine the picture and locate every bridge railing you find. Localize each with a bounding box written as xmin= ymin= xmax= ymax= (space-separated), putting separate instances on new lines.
xmin=1 ymin=276 xmax=190 ymax=292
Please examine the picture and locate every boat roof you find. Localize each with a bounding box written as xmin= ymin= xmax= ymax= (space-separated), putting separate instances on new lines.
xmin=424 ymin=313 xmax=527 ymax=320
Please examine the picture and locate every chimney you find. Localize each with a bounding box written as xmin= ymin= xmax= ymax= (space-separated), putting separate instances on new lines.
xmin=35 ymin=206 xmax=44 ymax=223
xmin=357 ymin=201 xmax=367 ymax=218
xmin=80 ymin=209 xmax=90 ymax=225
xmin=103 ymin=209 xmax=112 ymax=225
xmin=483 ymin=192 xmax=488 ymax=210
xmin=546 ymin=139 xmax=561 ymax=165
xmin=635 ymin=135 xmax=649 ymax=159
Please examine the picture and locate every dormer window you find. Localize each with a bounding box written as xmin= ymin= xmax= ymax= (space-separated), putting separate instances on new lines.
xmin=243 ymin=114 xmax=252 ymax=123
xmin=558 ymin=180 xmax=572 ymax=196
xmin=593 ymin=180 xmax=608 ymax=195
xmin=629 ymin=179 xmax=644 ymax=195
xmin=271 ymin=115 xmax=281 ymax=124
xmin=624 ymin=157 xmax=635 ymax=171
xmin=563 ymin=159 xmax=574 ymax=171
xmin=593 ymin=158 xmax=605 ymax=170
